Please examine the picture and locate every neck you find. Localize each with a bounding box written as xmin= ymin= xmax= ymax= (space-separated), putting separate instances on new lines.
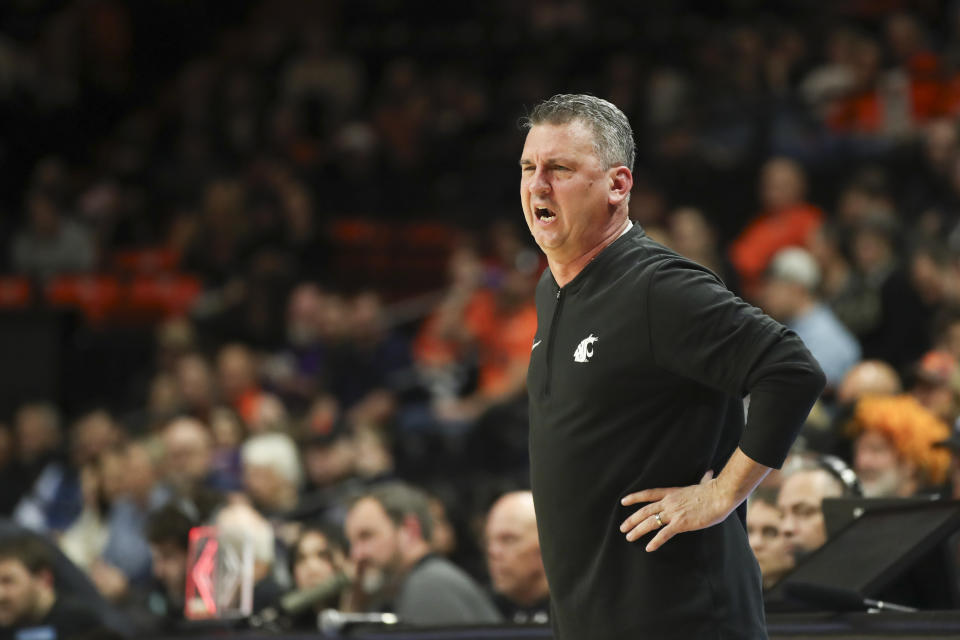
xmin=548 ymin=216 xmax=629 ymax=288
xmin=508 ymin=577 xmax=550 ymax=608
xmin=400 ymin=540 xmax=431 ymax=573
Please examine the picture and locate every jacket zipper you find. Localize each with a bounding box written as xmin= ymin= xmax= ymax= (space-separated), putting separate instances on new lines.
xmin=544 ymin=287 xmax=563 ymax=398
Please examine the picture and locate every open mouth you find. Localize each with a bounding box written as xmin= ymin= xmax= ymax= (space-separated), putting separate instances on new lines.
xmin=535 ymin=207 xmax=556 ymax=222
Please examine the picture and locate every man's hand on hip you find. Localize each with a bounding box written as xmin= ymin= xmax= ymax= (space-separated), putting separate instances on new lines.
xmin=618 ymin=448 xmax=772 ymax=552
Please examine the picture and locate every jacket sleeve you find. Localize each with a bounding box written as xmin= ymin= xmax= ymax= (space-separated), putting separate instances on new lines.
xmin=645 ymin=258 xmax=826 ymax=468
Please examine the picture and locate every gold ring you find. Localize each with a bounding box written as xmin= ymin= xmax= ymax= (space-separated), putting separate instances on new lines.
xmin=654 ymin=512 xmax=664 ymax=528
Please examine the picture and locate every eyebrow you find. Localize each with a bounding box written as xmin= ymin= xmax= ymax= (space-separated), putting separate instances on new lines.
xmin=518 ymin=157 xmax=572 ymax=167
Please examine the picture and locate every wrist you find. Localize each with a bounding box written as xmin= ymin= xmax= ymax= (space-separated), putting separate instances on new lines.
xmin=711 ymin=475 xmax=743 ymax=510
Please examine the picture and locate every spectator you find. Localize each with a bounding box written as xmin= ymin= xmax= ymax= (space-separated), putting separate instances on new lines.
xmin=933 ymin=308 xmax=960 ymax=360
xmin=241 ymin=432 xmax=303 ymax=516
xmin=160 ymin=416 xmax=231 ymax=494
xmin=909 ymin=350 xmax=960 ymax=425
xmin=849 ymin=394 xmax=951 ymax=497
xmin=144 ymin=502 xmax=196 ymax=625
xmin=263 ymin=283 xmax=328 ymax=408
xmin=432 ymin=264 xmax=537 ymax=426
xmin=11 ymin=190 xmax=96 ymax=279
xmin=344 ymin=482 xmax=501 ymax=625
xmin=777 ymin=456 xmax=857 ymax=561
xmin=214 ymin=502 xmax=286 ymax=611
xmin=412 ymin=244 xmax=487 ymax=397
xmin=759 ymin=247 xmax=861 ymax=389
xmin=836 ymin=359 xmax=903 ymax=408
xmin=666 ymin=206 xmax=741 ymax=293
xmin=806 ymin=222 xmax=874 ymax=338
xmin=10 ymin=403 xmax=80 ymax=533
xmin=287 ymin=525 xmax=350 ymax=628
xmin=484 ymin=491 xmax=549 ymax=624
xmin=0 ymin=535 xmax=106 ymax=639
xmin=729 ymin=157 xmax=824 ymax=294
xmin=852 ymin=216 xmax=931 ymax=369
xmin=217 ymin=343 xmax=269 ymax=428
xmin=98 ymin=441 xmax=169 ymax=586
xmin=174 ymin=354 xmax=217 ymax=423
xmin=328 ymin=290 xmax=412 ymax=419
xmin=746 ymin=488 xmax=793 ymax=589
xmin=69 ymin=409 xmax=122 ymax=471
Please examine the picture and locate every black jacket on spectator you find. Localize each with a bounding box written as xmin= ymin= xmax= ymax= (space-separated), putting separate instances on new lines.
xmin=0 ymin=520 xmax=130 ymax=637
xmin=527 ymin=225 xmax=825 ymax=640
xmin=0 ymin=596 xmax=106 ymax=640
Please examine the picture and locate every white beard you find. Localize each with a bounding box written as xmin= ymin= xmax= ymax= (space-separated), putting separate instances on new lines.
xmin=860 ymin=467 xmax=906 ymax=498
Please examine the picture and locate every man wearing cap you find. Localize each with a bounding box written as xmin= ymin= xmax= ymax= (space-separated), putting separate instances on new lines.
xmin=521 ymin=94 xmax=825 ymax=640
xmin=759 ymin=247 xmax=862 ymax=390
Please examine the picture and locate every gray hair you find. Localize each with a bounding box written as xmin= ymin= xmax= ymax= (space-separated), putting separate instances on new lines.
xmin=349 ymin=482 xmax=434 ymax=543
xmin=241 ymin=431 xmax=304 ymax=488
xmin=521 ymin=94 xmax=635 ymax=172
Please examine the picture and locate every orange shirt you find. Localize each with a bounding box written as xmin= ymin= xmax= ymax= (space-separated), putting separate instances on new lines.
xmin=730 ymin=203 xmax=823 ymax=294
xmin=413 ymin=288 xmax=537 ymax=396
xmin=472 ymin=300 xmax=538 ymax=396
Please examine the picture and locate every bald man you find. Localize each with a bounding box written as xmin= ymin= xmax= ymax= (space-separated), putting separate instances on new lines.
xmin=837 ymin=360 xmax=902 ymax=406
xmin=160 ymin=417 xmax=236 ymax=493
xmin=484 ymin=491 xmax=549 ymax=624
xmin=777 ymin=466 xmax=845 ymax=559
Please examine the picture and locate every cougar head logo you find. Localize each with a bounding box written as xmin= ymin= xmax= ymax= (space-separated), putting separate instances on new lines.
xmin=573 ymin=334 xmax=598 ymax=363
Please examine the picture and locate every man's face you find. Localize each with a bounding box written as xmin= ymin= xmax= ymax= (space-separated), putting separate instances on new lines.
xmin=911 ymin=379 xmax=958 ymax=424
xmin=854 ymin=430 xmax=909 ymax=497
xmin=485 ymin=501 xmax=545 ymax=602
xmin=243 ymin=464 xmax=285 ymax=511
xmin=344 ymin=498 xmax=403 ymax=594
xmin=149 ymin=542 xmax=187 ymax=602
xmin=746 ymin=500 xmax=793 ymax=587
xmin=758 ymin=279 xmax=799 ymax=322
xmin=162 ymin=421 xmax=212 ymax=490
xmin=519 ymin=121 xmax=618 ymax=264
xmin=777 ymin=470 xmax=842 ymax=556
xmin=0 ymin=559 xmax=42 ymax=627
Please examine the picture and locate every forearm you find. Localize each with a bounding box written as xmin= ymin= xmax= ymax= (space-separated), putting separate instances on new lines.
xmin=714 ymin=447 xmax=772 ymax=509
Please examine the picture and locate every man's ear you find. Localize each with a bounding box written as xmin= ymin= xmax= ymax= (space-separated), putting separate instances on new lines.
xmin=36 ymin=568 xmax=54 ymax=591
xmin=400 ymin=514 xmax=424 ymax=544
xmin=608 ymin=166 xmax=633 ymax=206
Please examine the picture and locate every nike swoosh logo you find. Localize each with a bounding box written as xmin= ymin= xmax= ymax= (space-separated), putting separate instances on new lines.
xmin=531 ymin=340 xmax=542 ymax=351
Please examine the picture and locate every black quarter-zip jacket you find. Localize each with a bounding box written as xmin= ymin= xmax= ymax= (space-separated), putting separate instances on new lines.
xmin=527 ymin=224 xmax=825 ymax=640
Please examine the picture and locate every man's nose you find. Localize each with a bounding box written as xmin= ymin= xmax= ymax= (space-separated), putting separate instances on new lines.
xmin=350 ymin=544 xmax=367 ymax=562
xmin=780 ymin=518 xmax=795 ymax=537
xmin=529 ymin=168 xmax=550 ymax=194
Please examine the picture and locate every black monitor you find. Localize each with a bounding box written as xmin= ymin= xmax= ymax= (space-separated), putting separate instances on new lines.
xmin=767 ymin=500 xmax=960 ymax=611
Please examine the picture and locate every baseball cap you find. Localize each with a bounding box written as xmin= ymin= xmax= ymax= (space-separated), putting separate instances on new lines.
xmin=767 ymin=247 xmax=821 ymax=290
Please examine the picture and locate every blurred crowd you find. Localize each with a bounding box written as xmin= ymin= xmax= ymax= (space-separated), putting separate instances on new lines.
xmin=4 ymin=0 xmax=960 ymax=636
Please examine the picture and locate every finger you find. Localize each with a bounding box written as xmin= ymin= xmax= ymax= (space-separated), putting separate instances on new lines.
xmin=624 ymin=514 xmax=662 ymax=542
xmin=700 ymin=469 xmax=714 ymax=484
xmin=621 ymin=488 xmax=673 ymax=506
xmin=619 ymin=504 xmax=660 ymax=533
xmin=646 ymin=523 xmax=679 ymax=552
